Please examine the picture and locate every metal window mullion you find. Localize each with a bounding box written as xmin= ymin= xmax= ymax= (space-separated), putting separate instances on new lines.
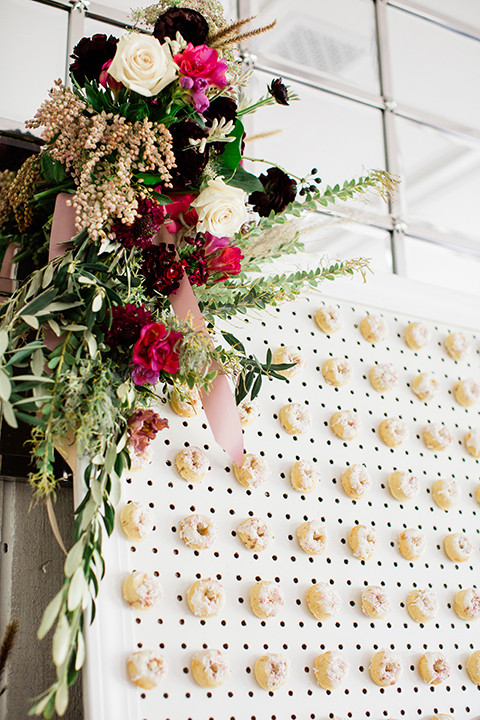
xmin=387 ymin=0 xmax=480 ymax=42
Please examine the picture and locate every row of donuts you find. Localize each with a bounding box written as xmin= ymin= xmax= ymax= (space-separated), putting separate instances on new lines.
xmin=122 ymin=567 xmax=480 ymax=625
xmin=126 ymin=644 xmax=480 ymax=693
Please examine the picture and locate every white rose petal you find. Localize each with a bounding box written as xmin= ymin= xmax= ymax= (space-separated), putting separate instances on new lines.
xmin=192 ymin=177 xmax=248 ymax=237
xmin=109 ymin=34 xmax=177 ymax=97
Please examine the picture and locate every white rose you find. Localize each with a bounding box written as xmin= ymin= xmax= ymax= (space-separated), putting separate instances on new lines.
xmin=192 ymin=177 xmax=248 ymax=237
xmin=108 ymin=34 xmax=177 ymax=97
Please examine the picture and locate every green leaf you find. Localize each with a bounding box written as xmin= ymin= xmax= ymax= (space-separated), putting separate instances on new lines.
xmin=223 ymin=164 xmax=264 ymax=193
xmin=2 ymin=399 xmax=17 ymax=428
xmin=67 ymin=566 xmax=86 ymax=611
xmin=52 ymin=614 xmax=70 ymax=667
xmin=135 ymin=172 xmax=172 ymax=188
xmin=217 ymin=118 xmax=244 ymax=169
xmin=103 ymin=500 xmax=115 ymax=536
xmin=64 ymin=539 xmax=84 ymax=578
xmin=0 ymin=370 xmax=11 ymax=401
xmin=38 ymin=589 xmax=64 ymax=640
xmin=17 ymin=287 xmax=58 ymax=318
xmin=21 ymin=315 xmax=39 ymax=329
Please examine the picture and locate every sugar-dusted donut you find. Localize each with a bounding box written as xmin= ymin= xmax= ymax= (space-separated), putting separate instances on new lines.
xmin=306 ymin=582 xmax=341 ymax=621
xmin=406 ymin=588 xmax=438 ymax=623
xmin=370 ymin=650 xmax=402 ymax=686
xmin=192 ymin=649 xmax=230 ymax=688
xmin=454 ymin=587 xmax=480 ymax=620
xmin=341 ymin=464 xmax=372 ymax=499
xmin=233 ymin=452 xmax=270 ymax=489
xmin=237 ymin=517 xmax=274 ymax=552
xmin=411 ymin=372 xmax=440 ymax=402
xmin=290 ymin=460 xmax=320 ymax=494
xmin=369 ymin=363 xmax=399 ymax=393
xmin=454 ymin=378 xmax=480 ymax=407
xmin=250 ymin=580 xmax=284 ymax=619
xmin=330 ymin=410 xmax=360 ymax=441
xmin=466 ymin=649 xmax=480 ymax=683
xmin=405 ymin=321 xmax=430 ymax=350
xmin=444 ymin=532 xmax=473 ymax=562
xmin=388 ymin=471 xmax=420 ymax=501
xmin=120 ymin=501 xmax=155 ymax=542
xmin=322 ymin=357 xmax=353 ymax=387
xmin=122 ymin=571 xmax=162 ymax=611
xmin=379 ymin=418 xmax=408 ymax=448
xmin=187 ymin=578 xmax=225 ymax=618
xmin=360 ymin=314 xmax=387 ymax=343
xmin=419 ymin=651 xmax=451 ymax=685
xmin=297 ymin=520 xmax=328 ymax=556
xmin=445 ymin=331 xmax=469 ymax=361
xmin=254 ymin=653 xmax=290 ymax=691
xmin=349 ymin=524 xmax=377 ymax=560
xmin=314 ymin=305 xmax=343 ymax=334
xmin=432 ymin=478 xmax=459 ymax=510
xmin=169 ymin=385 xmax=202 ymax=417
xmin=398 ymin=528 xmax=426 ymax=561
xmin=423 ymin=422 xmax=453 ymax=451
xmin=238 ymin=397 xmax=260 ymax=427
xmin=175 ymin=446 xmax=208 ymax=482
xmin=279 ymin=403 xmax=311 ymax=434
xmin=179 ymin=513 xmax=218 ymax=550
xmin=127 ymin=650 xmax=167 ymax=689
xmin=465 ymin=427 xmax=480 ymax=457
xmin=314 ymin=650 xmax=349 ymax=690
xmin=273 ymin=346 xmax=306 ymax=378
xmin=361 ymin=586 xmax=391 ymax=619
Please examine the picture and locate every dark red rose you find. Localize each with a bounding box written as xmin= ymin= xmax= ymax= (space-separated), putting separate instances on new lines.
xmin=249 ymin=167 xmax=297 ymax=217
xmin=112 ymin=198 xmax=166 ymax=249
xmin=141 ymin=244 xmax=185 ymax=295
xmin=153 ymin=7 xmax=209 ymax=47
xmin=268 ymin=78 xmax=289 ymax=106
xmin=132 ymin=322 xmax=183 ymax=375
xmin=169 ymin=121 xmax=209 ymax=188
xmin=105 ymin=303 xmax=153 ymax=348
xmin=70 ymin=34 xmax=118 ymax=87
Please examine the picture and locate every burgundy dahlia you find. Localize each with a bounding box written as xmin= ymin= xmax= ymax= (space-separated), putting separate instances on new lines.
xmin=105 ymin=303 xmax=153 ymax=348
xmin=203 ymin=97 xmax=238 ymax=126
xmin=249 ymin=167 xmax=297 ymax=217
xmin=70 ymin=34 xmax=118 ymax=87
xmin=153 ymin=7 xmax=209 ymax=46
xmin=268 ymin=78 xmax=289 ymax=106
xmin=112 ymin=198 xmax=166 ymax=249
xmin=141 ymin=244 xmax=185 ymax=295
xmin=169 ymin=121 xmax=209 ymax=188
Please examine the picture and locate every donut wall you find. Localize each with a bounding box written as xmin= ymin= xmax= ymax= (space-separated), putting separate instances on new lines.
xmin=81 ymin=273 xmax=480 ymax=720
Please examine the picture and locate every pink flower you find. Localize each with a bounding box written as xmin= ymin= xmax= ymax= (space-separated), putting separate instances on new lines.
xmin=99 ymin=59 xmax=123 ymax=93
xmin=132 ymin=322 xmax=183 ymax=379
xmin=127 ymin=408 xmax=169 ymax=454
xmin=174 ymin=43 xmax=228 ymax=88
xmin=203 ymin=234 xmax=243 ymax=280
xmin=157 ymin=191 xmax=198 ymax=233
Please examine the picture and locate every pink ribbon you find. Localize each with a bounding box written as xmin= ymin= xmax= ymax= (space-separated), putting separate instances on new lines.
xmin=49 ymin=193 xmax=76 ymax=261
xmin=0 ymin=242 xmax=20 ymax=295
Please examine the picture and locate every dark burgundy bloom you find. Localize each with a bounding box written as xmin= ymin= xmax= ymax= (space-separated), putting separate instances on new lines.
xmin=105 ymin=303 xmax=153 ymax=348
xmin=169 ymin=121 xmax=209 ymax=188
xmin=183 ymin=246 xmax=209 ymax=287
xmin=268 ymin=78 xmax=289 ymax=106
xmin=249 ymin=167 xmax=297 ymax=217
xmin=70 ymin=34 xmax=118 ymax=87
xmin=112 ymin=198 xmax=166 ymax=249
xmin=153 ymin=7 xmax=209 ymax=46
xmin=141 ymin=244 xmax=185 ymax=295
xmin=203 ymin=97 xmax=237 ymax=126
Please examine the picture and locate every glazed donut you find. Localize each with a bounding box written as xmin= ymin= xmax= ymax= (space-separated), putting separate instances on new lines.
xmin=411 ymin=372 xmax=440 ymax=402
xmin=290 ymin=460 xmax=320 ymax=494
xmin=398 ymin=528 xmax=426 ymax=561
xmin=349 ymin=524 xmax=378 ymax=561
xmin=169 ymin=385 xmax=202 ymax=417
xmin=388 ymin=471 xmax=420 ymax=501
xmin=254 ymin=653 xmax=290 ymax=691
xmin=126 ymin=650 xmax=166 ymax=689
xmin=237 ymin=517 xmax=274 ymax=552
xmin=120 ymin=501 xmax=155 ymax=542
xmin=341 ymin=464 xmax=372 ymax=499
xmin=191 ymin=649 xmax=230 ymax=688
xmin=130 ymin=444 xmax=154 ymax=470
xmin=360 ymin=314 xmax=387 ymax=343
xmin=430 ymin=716 xmax=454 ymax=720
xmin=322 ymin=358 xmax=353 ymax=387
xmin=233 ymin=453 xmax=270 ymax=489
xmin=432 ymin=478 xmax=459 ymax=510
xmin=279 ymin=403 xmax=311 ymax=434
xmin=330 ymin=410 xmax=361 ymax=441
xmin=423 ymin=422 xmax=453 ymax=451
xmin=122 ymin=571 xmax=162 ymax=611
xmin=175 ymin=446 xmax=208 ymax=482
xmin=466 ymin=649 xmax=480 ymax=683
xmin=306 ymin=582 xmax=341 ymax=621
xmin=187 ymin=578 xmax=225 ymax=618
xmin=315 ymin=305 xmax=343 ymax=334
xmin=361 ymin=586 xmax=391 ymax=619
xmin=405 ymin=321 xmax=430 ymax=350
xmin=454 ymin=378 xmax=480 ymax=407
xmin=250 ymin=580 xmax=285 ymax=619
xmin=445 ymin=331 xmax=469 ymax=360
xmin=369 ymin=363 xmax=399 ymax=393
xmin=454 ymin=587 xmax=480 ymax=620
xmin=465 ymin=428 xmax=480 ymax=457
xmin=296 ymin=520 xmax=328 ymax=556
xmin=179 ymin=513 xmax=218 ymax=550
xmin=406 ymin=588 xmax=438 ymax=623
xmin=419 ymin=651 xmax=451 ymax=685
xmin=444 ymin=532 xmax=473 ymax=562
xmin=314 ymin=650 xmax=349 ymax=690
xmin=379 ymin=418 xmax=408 ymax=448
xmin=370 ymin=650 xmax=402 ymax=686
xmin=273 ymin=346 xmax=306 ymax=378
xmin=238 ymin=397 xmax=260 ymax=427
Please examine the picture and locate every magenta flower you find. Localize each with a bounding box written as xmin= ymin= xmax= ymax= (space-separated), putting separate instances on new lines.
xmin=99 ymin=59 xmax=123 ymax=93
xmin=174 ymin=43 xmax=228 ymax=88
xmin=207 ymin=244 xmax=243 ymax=280
xmin=132 ymin=322 xmax=183 ymax=381
xmin=127 ymin=408 xmax=169 ymax=453
xmin=131 ymin=365 xmax=160 ymax=386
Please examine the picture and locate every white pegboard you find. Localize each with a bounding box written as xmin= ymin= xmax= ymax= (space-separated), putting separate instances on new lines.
xmin=82 ymin=273 xmax=480 ymax=720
